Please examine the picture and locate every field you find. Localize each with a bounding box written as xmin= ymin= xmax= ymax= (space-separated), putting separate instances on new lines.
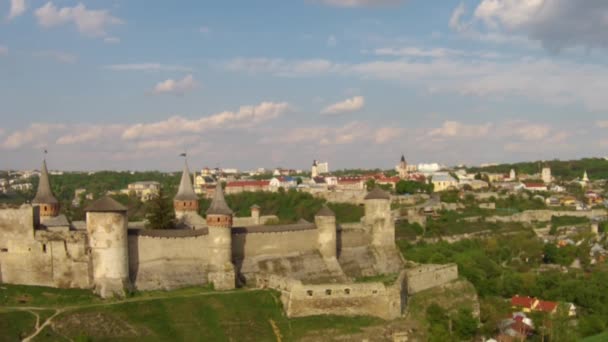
xmin=0 ymin=284 xmax=383 ymax=342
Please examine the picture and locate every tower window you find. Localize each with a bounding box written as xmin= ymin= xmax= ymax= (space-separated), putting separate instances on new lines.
xmin=42 ymin=244 xmax=47 ymax=253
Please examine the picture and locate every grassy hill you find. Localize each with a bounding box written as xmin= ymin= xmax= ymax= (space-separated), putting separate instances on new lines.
xmin=0 ymin=285 xmax=382 ymax=342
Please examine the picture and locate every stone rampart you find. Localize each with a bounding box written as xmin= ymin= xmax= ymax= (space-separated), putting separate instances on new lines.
xmin=128 ymin=233 xmax=211 ymax=290
xmin=405 ymin=263 xmax=458 ymax=294
xmin=256 ymin=271 xmax=406 ymax=320
xmin=312 ymin=190 xmax=367 ymax=205
xmin=232 ymin=227 xmax=318 ymax=260
xmin=487 ymin=209 xmax=607 ymax=223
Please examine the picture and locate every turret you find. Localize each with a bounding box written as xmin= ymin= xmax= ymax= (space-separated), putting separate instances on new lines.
xmin=174 ymin=159 xmax=199 ymax=215
xmin=364 ymin=187 xmax=394 ymax=247
xmin=205 ymin=182 xmax=235 ymax=290
xmin=250 ymin=204 xmax=261 ymax=225
xmin=315 ymin=206 xmax=337 ymax=259
xmin=85 ymin=197 xmax=131 ymax=298
xmin=32 ymin=159 xmax=60 ymax=218
xmin=311 ymin=160 xmax=318 ymax=178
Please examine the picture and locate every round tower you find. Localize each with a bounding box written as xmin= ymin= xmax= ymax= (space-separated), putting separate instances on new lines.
xmin=85 ymin=197 xmax=131 ymax=298
xmin=250 ymin=204 xmax=261 ymax=225
xmin=315 ymin=206 xmax=337 ymax=259
xmin=174 ymin=159 xmax=199 ymax=215
xmin=206 ymin=182 xmax=236 ymax=290
xmin=364 ymin=187 xmax=394 ymax=247
xmin=32 ymin=159 xmax=60 ymax=218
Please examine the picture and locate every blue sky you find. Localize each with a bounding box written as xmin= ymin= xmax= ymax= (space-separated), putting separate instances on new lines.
xmin=1 ymin=0 xmax=608 ymax=171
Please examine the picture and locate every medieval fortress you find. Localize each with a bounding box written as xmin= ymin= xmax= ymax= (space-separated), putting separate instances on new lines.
xmin=0 ymin=159 xmax=457 ymax=319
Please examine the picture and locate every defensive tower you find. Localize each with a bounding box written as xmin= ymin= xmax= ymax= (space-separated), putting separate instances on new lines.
xmin=32 ymin=159 xmax=60 ymax=218
xmin=206 ymin=182 xmax=236 ymax=290
xmin=364 ymin=187 xmax=394 ymax=247
xmin=85 ymin=197 xmax=131 ymax=298
xmin=315 ymin=205 xmax=337 ymax=259
xmin=174 ymin=159 xmax=199 ymax=215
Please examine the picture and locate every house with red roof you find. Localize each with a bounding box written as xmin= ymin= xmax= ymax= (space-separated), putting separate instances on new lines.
xmin=511 ymin=295 xmax=559 ymax=315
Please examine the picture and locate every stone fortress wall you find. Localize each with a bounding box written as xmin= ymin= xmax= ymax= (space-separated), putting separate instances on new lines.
xmin=487 ymin=209 xmax=606 ymax=223
xmin=0 ymin=206 xmax=90 ymax=289
xmin=256 ymin=271 xmax=407 ymax=320
xmin=0 ymin=160 xmax=459 ymax=320
xmin=405 ymin=264 xmax=459 ymax=294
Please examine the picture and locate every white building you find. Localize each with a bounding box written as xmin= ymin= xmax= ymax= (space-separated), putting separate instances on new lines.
xmin=542 ymin=167 xmax=552 ymax=184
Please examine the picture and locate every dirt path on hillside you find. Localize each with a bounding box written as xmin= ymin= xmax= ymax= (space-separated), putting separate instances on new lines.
xmin=4 ymin=288 xmax=257 ymax=342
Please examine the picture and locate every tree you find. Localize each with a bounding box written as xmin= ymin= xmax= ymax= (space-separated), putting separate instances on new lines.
xmin=365 ymin=179 xmax=376 ymax=191
xmin=145 ymin=187 xmax=176 ymax=229
xmin=452 ymin=308 xmax=478 ymax=340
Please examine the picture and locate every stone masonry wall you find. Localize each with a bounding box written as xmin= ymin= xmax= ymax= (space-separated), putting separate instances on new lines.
xmin=232 ymin=229 xmax=318 ymax=260
xmin=256 ymin=271 xmax=407 ymax=320
xmin=405 ymin=264 xmax=458 ymax=294
xmin=487 ymin=209 xmax=607 ymax=223
xmin=128 ymin=233 xmax=211 ymax=290
xmin=0 ymin=206 xmax=90 ymax=288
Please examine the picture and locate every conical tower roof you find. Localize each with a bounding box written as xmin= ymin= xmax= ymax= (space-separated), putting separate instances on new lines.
xmin=32 ymin=160 xmax=58 ymax=204
xmin=400 ymin=154 xmax=406 ymax=163
xmin=315 ymin=205 xmax=335 ymax=217
xmin=364 ymin=187 xmax=391 ymax=200
xmin=84 ymin=196 xmax=127 ymax=212
xmin=206 ymin=182 xmax=233 ymax=215
xmin=174 ymin=160 xmax=197 ymax=201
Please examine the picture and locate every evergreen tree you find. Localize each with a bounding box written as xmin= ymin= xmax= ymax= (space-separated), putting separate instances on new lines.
xmin=145 ymin=187 xmax=176 ymax=229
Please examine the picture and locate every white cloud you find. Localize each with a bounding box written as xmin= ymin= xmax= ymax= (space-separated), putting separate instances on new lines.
xmin=122 ymin=101 xmax=290 ymax=140
xmin=327 ymin=35 xmax=337 ymax=47
xmin=104 ymin=63 xmax=192 ymax=72
xmin=56 ymin=124 xmax=125 ymax=145
xmin=226 ymin=55 xmax=608 ymax=112
xmin=373 ymin=47 xmax=462 ymax=58
xmin=1 ymin=123 xmax=66 ymax=149
xmin=224 ymin=58 xmax=335 ymax=77
xmin=34 ymin=50 xmax=78 ymax=63
xmin=0 ymin=45 xmax=7 ymax=56
xmin=374 ymin=127 xmax=403 ymax=144
xmin=449 ymin=2 xmax=467 ymax=32
xmin=199 ymin=26 xmax=210 ymax=34
xmin=428 ymin=121 xmax=493 ymax=140
xmin=103 ymin=37 xmax=120 ymax=44
xmin=315 ymin=0 xmax=403 ymax=7
xmin=261 ymin=121 xmax=400 ymax=146
xmin=34 ymin=2 xmax=122 ymax=37
xmin=151 ymin=74 xmax=198 ymax=96
xmin=321 ymin=96 xmax=365 ymax=115
xmin=7 ymin=0 xmax=27 ymax=19
xmin=471 ymin=0 xmax=608 ymax=52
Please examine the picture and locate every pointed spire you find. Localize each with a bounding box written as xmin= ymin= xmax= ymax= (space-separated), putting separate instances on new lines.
xmin=32 ymin=159 xmax=58 ymax=204
xmin=400 ymin=154 xmax=405 ymax=163
xmin=206 ymin=182 xmax=233 ymax=215
xmin=174 ymin=159 xmax=197 ymax=201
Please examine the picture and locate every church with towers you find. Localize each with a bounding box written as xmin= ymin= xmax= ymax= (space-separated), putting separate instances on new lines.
xmin=0 ymin=157 xmax=457 ymax=319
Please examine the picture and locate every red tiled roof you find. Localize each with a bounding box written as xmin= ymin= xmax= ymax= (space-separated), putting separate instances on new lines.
xmin=536 ymin=301 xmax=558 ymax=313
xmin=511 ymin=295 xmax=536 ymax=309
